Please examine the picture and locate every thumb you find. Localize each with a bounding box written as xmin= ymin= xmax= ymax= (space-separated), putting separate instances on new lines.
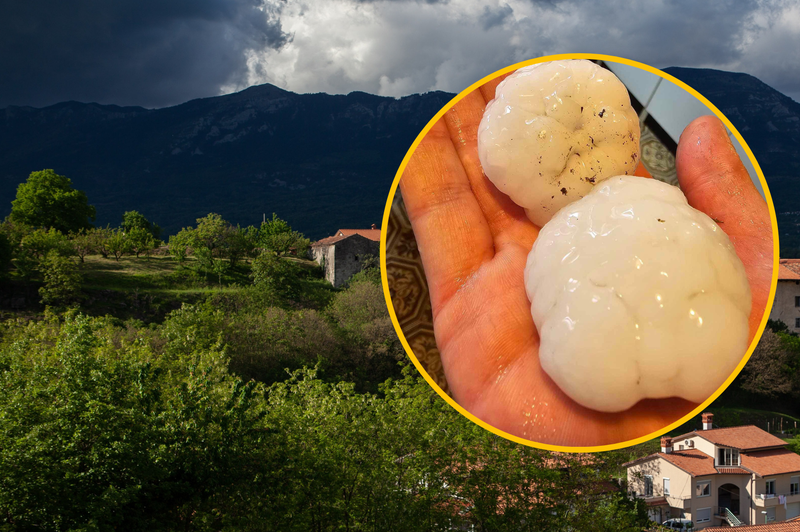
xmin=675 ymin=115 xmax=767 ymax=234
xmin=675 ymin=114 xmax=773 ymax=343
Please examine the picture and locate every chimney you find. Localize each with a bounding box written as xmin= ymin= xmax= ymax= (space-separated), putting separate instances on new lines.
xmin=702 ymin=412 xmax=714 ymax=430
xmin=371 ymin=224 xmax=377 ymax=230
xmin=660 ymin=436 xmax=673 ymax=454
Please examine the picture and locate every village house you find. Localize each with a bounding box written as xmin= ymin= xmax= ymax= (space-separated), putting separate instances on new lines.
xmin=626 ymin=413 xmax=800 ymax=528
xmin=311 ymin=225 xmax=381 ymax=287
xmin=769 ymin=259 xmax=800 ymax=331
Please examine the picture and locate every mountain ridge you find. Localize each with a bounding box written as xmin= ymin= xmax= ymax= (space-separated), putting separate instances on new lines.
xmin=0 ymin=84 xmax=455 ymax=239
xmin=1 ymin=70 xmax=798 ymax=250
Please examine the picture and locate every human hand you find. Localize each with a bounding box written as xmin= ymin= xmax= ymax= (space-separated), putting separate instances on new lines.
xmin=398 ymin=73 xmax=773 ymax=447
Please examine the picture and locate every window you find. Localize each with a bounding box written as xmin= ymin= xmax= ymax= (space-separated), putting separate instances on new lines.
xmin=791 ymin=476 xmax=799 ymax=496
xmin=795 ymin=296 xmax=800 ymax=307
xmin=644 ymin=475 xmax=653 ymax=497
xmin=679 ymin=444 xmax=684 ymax=450
xmin=765 ymin=479 xmax=776 ymax=495
xmin=718 ymin=447 xmax=740 ymax=466
xmin=696 ymin=481 xmax=711 ymax=497
xmin=796 ymin=317 xmax=800 ymax=329
xmin=664 ymin=478 xmax=670 ymax=496
xmin=766 ymin=507 xmax=776 ymax=522
xmin=696 ymin=507 xmax=711 ymax=523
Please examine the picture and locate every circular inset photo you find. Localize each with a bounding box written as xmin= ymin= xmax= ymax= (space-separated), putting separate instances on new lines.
xmin=381 ymin=54 xmax=778 ymax=451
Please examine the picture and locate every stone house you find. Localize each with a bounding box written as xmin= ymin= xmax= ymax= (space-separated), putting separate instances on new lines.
xmin=769 ymin=259 xmax=800 ymax=331
xmin=311 ymin=226 xmax=381 ymax=287
xmin=626 ymin=413 xmax=800 ymax=528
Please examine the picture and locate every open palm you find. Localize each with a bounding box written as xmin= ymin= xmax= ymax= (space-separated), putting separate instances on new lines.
xmin=399 ymin=74 xmax=773 ymax=447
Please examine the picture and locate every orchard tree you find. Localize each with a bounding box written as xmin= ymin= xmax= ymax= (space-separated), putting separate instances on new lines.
xmin=69 ymin=229 xmax=95 ymax=263
xmin=89 ymin=226 xmax=112 ymax=259
xmin=260 ymin=213 xmax=310 ymax=256
xmin=121 ymin=210 xmax=161 ymax=240
xmin=107 ymin=228 xmax=132 ymax=261
xmin=168 ymin=228 xmax=193 ymax=264
xmin=127 ymin=227 xmax=155 ymax=258
xmin=9 ymin=169 xmax=95 ymax=233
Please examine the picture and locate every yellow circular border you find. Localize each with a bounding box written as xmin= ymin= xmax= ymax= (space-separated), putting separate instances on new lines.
xmin=379 ymin=52 xmax=780 ymax=453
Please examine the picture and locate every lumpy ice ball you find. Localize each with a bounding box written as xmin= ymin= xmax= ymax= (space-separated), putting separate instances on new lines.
xmin=524 ymin=176 xmax=751 ymax=413
xmin=478 ymin=60 xmax=640 ymax=227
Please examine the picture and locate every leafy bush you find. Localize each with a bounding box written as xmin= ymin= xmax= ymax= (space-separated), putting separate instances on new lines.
xmin=0 ymin=313 xmax=653 ymax=531
xmin=251 ymin=251 xmax=302 ymax=298
xmin=38 ymin=252 xmax=82 ymax=306
xmin=0 ymin=313 xmax=267 ymax=531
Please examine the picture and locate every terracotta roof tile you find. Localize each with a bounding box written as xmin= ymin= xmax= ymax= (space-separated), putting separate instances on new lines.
xmin=741 ymin=448 xmax=800 ymax=477
xmin=659 ymin=449 xmax=719 ymax=476
xmin=312 ymin=234 xmax=348 ymax=246
xmin=336 ymin=229 xmax=381 ymax=241
xmin=675 ymin=426 xmax=787 ymax=451
xmin=625 ymin=449 xmax=720 ymax=476
xmin=781 ymin=258 xmax=800 ymax=273
xmin=779 ymin=264 xmax=800 ymax=280
xmin=312 ymin=228 xmax=382 ymax=247
xmin=705 ymin=520 xmax=800 ymax=531
xmin=716 ymin=467 xmax=751 ymax=474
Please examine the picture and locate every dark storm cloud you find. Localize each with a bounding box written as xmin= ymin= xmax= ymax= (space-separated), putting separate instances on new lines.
xmin=351 ymin=0 xmax=449 ymax=3
xmin=0 ymin=0 xmax=288 ymax=109
xmin=480 ymin=4 xmax=513 ymax=30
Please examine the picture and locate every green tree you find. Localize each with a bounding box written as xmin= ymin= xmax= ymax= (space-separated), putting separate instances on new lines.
xmin=69 ymin=229 xmax=95 ymax=263
xmin=260 ymin=213 xmax=309 ymax=256
xmin=0 ymin=218 xmax=34 ymax=250
xmin=127 ymin=227 xmax=156 ymax=258
xmin=9 ymin=169 xmax=96 ymax=233
xmin=107 ymin=228 xmax=132 ymax=261
xmin=88 ymin=226 xmax=112 ymax=259
xmin=122 ymin=210 xmax=161 ymax=240
xmin=20 ymin=227 xmax=73 ymax=261
xmin=169 ymin=227 xmax=194 ymax=264
xmin=194 ymin=213 xmax=228 ymax=255
xmin=224 ymin=225 xmax=252 ymax=268
xmin=188 ymin=213 xmax=230 ymax=274
xmin=16 ymin=228 xmax=74 ymax=281
xmin=251 ymin=250 xmax=301 ymax=298
xmin=38 ymin=251 xmax=82 ymax=306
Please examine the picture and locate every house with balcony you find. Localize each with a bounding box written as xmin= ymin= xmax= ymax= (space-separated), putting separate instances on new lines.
xmin=626 ymin=413 xmax=800 ymax=528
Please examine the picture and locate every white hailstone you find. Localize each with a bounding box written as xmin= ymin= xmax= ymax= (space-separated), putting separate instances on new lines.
xmin=478 ymin=59 xmax=640 ymax=227
xmin=524 ymin=176 xmax=751 ymax=413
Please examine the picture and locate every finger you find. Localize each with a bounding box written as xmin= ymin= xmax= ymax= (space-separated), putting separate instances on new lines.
xmin=676 ymin=115 xmax=773 ymax=343
xmin=443 ymin=90 xmax=539 ymax=250
xmin=400 ymin=118 xmax=495 ymax=313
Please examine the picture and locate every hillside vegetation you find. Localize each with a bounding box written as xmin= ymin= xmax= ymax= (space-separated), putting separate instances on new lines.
xmin=0 ymin=171 xmax=662 ymax=531
xmin=2 ymin=167 xmax=796 ymax=530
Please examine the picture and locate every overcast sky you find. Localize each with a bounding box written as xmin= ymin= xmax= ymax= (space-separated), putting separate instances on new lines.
xmin=2 ymin=0 xmax=799 ymax=108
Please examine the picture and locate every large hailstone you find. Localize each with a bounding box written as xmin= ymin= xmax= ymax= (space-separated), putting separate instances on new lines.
xmin=524 ymin=176 xmax=751 ymax=413
xmin=478 ymin=60 xmax=640 ymax=227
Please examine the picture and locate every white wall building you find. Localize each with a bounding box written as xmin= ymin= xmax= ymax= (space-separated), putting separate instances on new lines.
xmin=626 ymin=413 xmax=800 ymax=528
